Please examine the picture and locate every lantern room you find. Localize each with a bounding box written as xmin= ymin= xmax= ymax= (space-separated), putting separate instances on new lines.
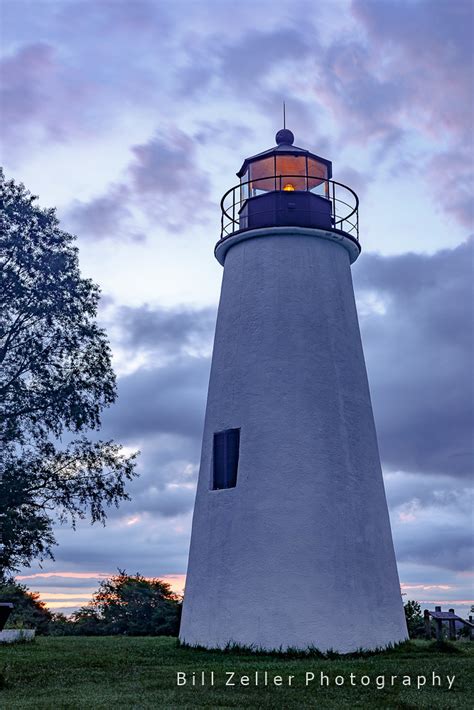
xmin=237 ymin=128 xmax=332 ymax=199
xmin=219 ymin=129 xmax=360 ymax=247
xmin=233 ymin=128 xmax=337 ymax=234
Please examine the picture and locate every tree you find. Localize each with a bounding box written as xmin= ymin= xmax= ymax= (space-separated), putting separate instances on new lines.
xmin=0 ymin=579 xmax=52 ymax=634
xmin=404 ymin=599 xmax=424 ymax=638
xmin=72 ymin=571 xmax=182 ymax=636
xmin=0 ymin=169 xmax=138 ymax=575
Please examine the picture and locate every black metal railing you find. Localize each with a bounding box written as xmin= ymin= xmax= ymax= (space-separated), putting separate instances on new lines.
xmin=220 ymin=175 xmax=359 ymax=241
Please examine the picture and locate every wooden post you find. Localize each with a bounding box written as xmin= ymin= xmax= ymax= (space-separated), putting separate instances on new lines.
xmin=435 ymin=606 xmax=443 ymax=642
xmin=424 ymin=610 xmax=432 ymax=640
xmin=448 ymin=609 xmax=456 ymax=640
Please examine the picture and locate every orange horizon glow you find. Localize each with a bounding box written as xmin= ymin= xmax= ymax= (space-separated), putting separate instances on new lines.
xmin=414 ymin=600 xmax=474 ymax=605
xmin=401 ymin=583 xmax=454 ymax=591
xmin=17 ymin=571 xmax=111 ymax=580
xmin=17 ymin=571 xmax=187 ymax=611
xmin=40 ymin=593 xmax=92 ymax=601
xmin=17 ymin=573 xmax=472 ymax=613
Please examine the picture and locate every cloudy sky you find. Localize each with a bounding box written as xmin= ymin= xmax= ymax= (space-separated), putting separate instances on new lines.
xmin=1 ymin=0 xmax=473 ymax=616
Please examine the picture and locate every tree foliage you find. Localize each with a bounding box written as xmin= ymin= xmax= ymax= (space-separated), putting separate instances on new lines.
xmin=72 ymin=571 xmax=182 ymax=636
xmin=404 ymin=599 xmax=424 ymax=638
xmin=0 ymin=579 xmax=52 ymax=634
xmin=0 ymin=169 xmax=138 ymax=574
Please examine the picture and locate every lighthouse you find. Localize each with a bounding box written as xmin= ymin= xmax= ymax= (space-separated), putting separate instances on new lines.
xmin=180 ymin=128 xmax=408 ymax=652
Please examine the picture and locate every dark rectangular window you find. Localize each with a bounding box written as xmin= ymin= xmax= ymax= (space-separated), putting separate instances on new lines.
xmin=212 ymin=428 xmax=240 ymax=490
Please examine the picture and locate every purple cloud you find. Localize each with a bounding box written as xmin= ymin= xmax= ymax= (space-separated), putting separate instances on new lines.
xmin=348 ymin=0 xmax=473 ymax=226
xmin=130 ymin=132 xmax=197 ymax=194
xmin=0 ymin=43 xmax=55 ymax=147
xmin=67 ymin=185 xmax=145 ymax=243
xmin=67 ymin=130 xmax=213 ymax=240
xmin=354 ymin=238 xmax=474 ymax=478
xmin=116 ymin=303 xmax=215 ymax=355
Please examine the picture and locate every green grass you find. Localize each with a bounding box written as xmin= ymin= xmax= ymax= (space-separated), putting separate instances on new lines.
xmin=0 ymin=637 xmax=472 ymax=709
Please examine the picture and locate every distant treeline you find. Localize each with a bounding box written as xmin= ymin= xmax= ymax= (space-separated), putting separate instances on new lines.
xmin=4 ymin=574 xmax=468 ymax=641
xmin=0 ymin=571 xmax=181 ymax=636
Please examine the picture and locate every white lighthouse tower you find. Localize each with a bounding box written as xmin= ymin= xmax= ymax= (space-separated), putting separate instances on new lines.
xmin=180 ymin=129 xmax=408 ymax=652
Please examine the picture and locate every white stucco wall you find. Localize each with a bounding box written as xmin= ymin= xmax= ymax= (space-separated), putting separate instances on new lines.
xmin=180 ymin=228 xmax=408 ymax=652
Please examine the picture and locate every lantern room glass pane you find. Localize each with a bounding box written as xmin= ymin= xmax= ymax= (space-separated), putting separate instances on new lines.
xmin=307 ymin=158 xmax=328 ymax=196
xmin=275 ymin=155 xmax=307 ymax=191
xmin=240 ymin=168 xmax=250 ymax=201
xmin=249 ymin=157 xmax=276 ymax=195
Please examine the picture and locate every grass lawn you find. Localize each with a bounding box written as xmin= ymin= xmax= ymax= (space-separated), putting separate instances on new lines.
xmin=0 ymin=637 xmax=472 ymax=709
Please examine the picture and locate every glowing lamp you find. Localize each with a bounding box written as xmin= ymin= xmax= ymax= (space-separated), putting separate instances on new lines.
xmin=283 ymin=183 xmax=295 ymax=191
